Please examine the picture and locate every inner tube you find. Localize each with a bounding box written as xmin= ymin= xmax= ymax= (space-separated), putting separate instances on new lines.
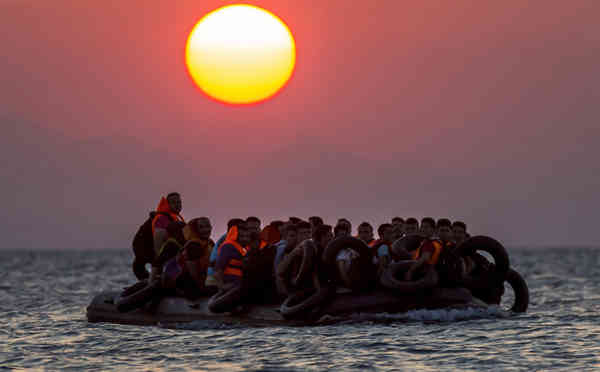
xmin=275 ymin=241 xmax=315 ymax=295
xmin=456 ymin=236 xmax=510 ymax=284
xmin=392 ymin=235 xmax=425 ymax=255
xmin=116 ymin=280 xmax=160 ymax=313
xmin=322 ymin=237 xmax=373 ymax=290
xmin=280 ymin=286 xmax=333 ymax=320
xmin=380 ymin=260 xmax=439 ymax=294
xmin=505 ymin=268 xmax=529 ymax=313
xmin=207 ymin=285 xmax=245 ymax=313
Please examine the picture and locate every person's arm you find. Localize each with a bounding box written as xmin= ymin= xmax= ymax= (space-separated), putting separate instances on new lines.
xmin=404 ymin=251 xmax=431 ymax=281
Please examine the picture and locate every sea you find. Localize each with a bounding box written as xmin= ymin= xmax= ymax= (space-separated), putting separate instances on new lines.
xmin=1 ymin=247 xmax=599 ymax=371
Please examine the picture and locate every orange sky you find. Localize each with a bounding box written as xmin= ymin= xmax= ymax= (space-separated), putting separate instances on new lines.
xmin=1 ymin=1 xmax=599 ymax=249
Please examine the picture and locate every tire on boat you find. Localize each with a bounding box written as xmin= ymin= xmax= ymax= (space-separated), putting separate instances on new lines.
xmin=207 ymin=285 xmax=244 ymax=313
xmin=322 ymin=236 xmax=374 ymax=290
xmin=392 ymin=235 xmax=425 ymax=256
xmin=505 ymin=268 xmax=529 ymax=313
xmin=380 ymin=260 xmax=439 ymax=294
xmin=280 ymin=286 xmax=333 ymax=320
xmin=116 ymin=280 xmax=160 ymax=313
xmin=456 ymin=236 xmax=510 ymax=284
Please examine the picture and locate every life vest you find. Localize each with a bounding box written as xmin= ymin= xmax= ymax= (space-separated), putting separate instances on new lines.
xmin=218 ymin=226 xmax=248 ymax=278
xmin=151 ymin=196 xmax=185 ymax=235
xmin=411 ymin=239 xmax=444 ymax=265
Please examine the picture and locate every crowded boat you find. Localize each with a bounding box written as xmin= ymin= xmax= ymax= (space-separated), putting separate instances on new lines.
xmin=86 ymin=193 xmax=529 ymax=325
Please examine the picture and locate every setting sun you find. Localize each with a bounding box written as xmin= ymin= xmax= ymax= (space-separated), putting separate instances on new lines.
xmin=185 ymin=4 xmax=296 ymax=105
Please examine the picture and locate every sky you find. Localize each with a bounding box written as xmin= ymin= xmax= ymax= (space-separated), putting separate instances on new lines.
xmin=1 ymin=0 xmax=599 ymax=249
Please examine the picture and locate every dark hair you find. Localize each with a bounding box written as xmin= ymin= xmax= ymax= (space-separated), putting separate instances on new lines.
xmin=358 ymin=222 xmax=373 ymax=231
xmin=313 ymin=224 xmax=332 ymax=242
xmin=284 ymin=223 xmax=298 ymax=235
xmin=452 ymin=221 xmax=467 ymax=231
xmin=421 ymin=217 xmax=435 ymax=228
xmin=246 ymin=216 xmax=261 ymax=225
xmin=297 ymin=221 xmax=311 ymax=230
xmin=437 ymin=218 xmax=452 ymax=229
xmin=227 ymin=218 xmax=245 ymax=230
xmin=377 ymin=223 xmax=392 ymax=238
xmin=308 ymin=216 xmax=324 ymax=226
xmin=288 ymin=217 xmax=302 ymax=224
xmin=166 ymin=192 xmax=180 ymax=199
xmin=405 ymin=217 xmax=418 ymax=225
xmin=270 ymin=220 xmax=285 ymax=229
xmin=391 ymin=217 xmax=404 ymax=224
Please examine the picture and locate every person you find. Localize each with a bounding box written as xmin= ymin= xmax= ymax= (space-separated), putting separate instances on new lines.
xmin=214 ymin=223 xmax=251 ymax=290
xmin=419 ymin=217 xmax=436 ymax=238
xmin=404 ymin=217 xmax=419 ymax=235
xmin=357 ymin=222 xmax=375 ymax=245
xmin=273 ymin=223 xmax=299 ymax=273
xmin=150 ymin=193 xmax=185 ymax=282
xmin=296 ymin=220 xmax=312 ymax=243
xmin=334 ymin=222 xmax=350 ymax=238
xmin=308 ymin=216 xmax=324 ymax=232
xmin=163 ymin=217 xmax=216 ymax=297
xmin=391 ymin=217 xmax=404 ymax=233
xmin=206 ymin=218 xmax=245 ymax=288
xmin=452 ymin=221 xmax=468 ymax=247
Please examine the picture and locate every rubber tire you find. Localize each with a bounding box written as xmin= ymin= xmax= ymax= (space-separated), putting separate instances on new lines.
xmin=392 ymin=235 xmax=425 ymax=255
xmin=322 ymin=237 xmax=373 ymax=289
xmin=280 ymin=286 xmax=333 ymax=320
xmin=506 ymin=268 xmax=529 ymax=313
xmin=116 ymin=280 xmax=160 ymax=313
xmin=208 ymin=285 xmax=244 ymax=313
xmin=380 ymin=260 xmax=439 ymax=294
xmin=456 ymin=236 xmax=510 ymax=284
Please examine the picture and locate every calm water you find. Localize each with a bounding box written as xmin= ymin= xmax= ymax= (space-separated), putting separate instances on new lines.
xmin=1 ymin=248 xmax=599 ymax=371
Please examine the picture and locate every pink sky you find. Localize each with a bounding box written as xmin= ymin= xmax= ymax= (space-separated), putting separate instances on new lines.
xmin=1 ymin=1 xmax=599 ymax=249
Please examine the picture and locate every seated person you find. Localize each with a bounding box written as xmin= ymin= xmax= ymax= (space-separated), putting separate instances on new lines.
xmin=214 ymin=223 xmax=251 ymax=290
xmin=163 ymin=217 xmax=216 ymax=298
xmin=403 ymin=217 xmax=419 ymax=235
xmin=273 ymin=223 xmax=299 ymax=273
xmin=419 ymin=217 xmax=436 ymax=238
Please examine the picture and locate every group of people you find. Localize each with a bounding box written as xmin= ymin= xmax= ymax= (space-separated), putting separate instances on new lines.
xmin=130 ymin=193 xmax=474 ymax=311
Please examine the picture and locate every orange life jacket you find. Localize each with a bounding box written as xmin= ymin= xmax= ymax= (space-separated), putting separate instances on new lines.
xmin=151 ymin=196 xmax=185 ymax=235
xmin=411 ymin=239 xmax=444 ymax=265
xmin=218 ymin=226 xmax=248 ymax=277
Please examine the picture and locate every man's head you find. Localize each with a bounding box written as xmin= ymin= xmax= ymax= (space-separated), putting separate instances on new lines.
xmin=334 ymin=223 xmax=350 ymax=238
xmin=452 ymin=221 xmax=467 ymax=245
xmin=284 ymin=223 xmax=299 ymax=248
xmin=166 ymin=192 xmax=182 ymax=214
xmin=308 ymin=216 xmax=324 ymax=230
xmin=297 ymin=221 xmax=312 ymax=242
xmin=337 ymin=218 xmax=351 ymax=233
xmin=420 ymin=217 xmax=436 ymax=238
xmin=236 ymin=223 xmax=251 ymax=246
xmin=313 ymin=224 xmax=333 ymax=249
xmin=436 ymin=218 xmax=453 ymax=242
xmin=192 ymin=217 xmax=212 ymax=240
xmin=357 ymin=222 xmax=374 ymax=243
xmin=377 ymin=223 xmax=394 ymax=243
xmin=404 ymin=218 xmax=419 ymax=235
xmin=391 ymin=217 xmax=404 ymax=231
xmin=246 ymin=216 xmax=261 ymax=234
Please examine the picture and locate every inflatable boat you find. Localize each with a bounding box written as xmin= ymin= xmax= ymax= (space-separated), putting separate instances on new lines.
xmin=86 ymin=235 xmax=529 ymax=326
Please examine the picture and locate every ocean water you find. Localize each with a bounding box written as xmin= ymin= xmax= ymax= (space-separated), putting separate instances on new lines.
xmin=1 ymin=248 xmax=599 ymax=371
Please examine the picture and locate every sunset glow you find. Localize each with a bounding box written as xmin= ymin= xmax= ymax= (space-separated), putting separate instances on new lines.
xmin=185 ymin=4 xmax=296 ymax=105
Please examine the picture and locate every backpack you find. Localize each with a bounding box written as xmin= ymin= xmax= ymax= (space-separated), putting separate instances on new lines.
xmin=132 ymin=211 xmax=173 ymax=262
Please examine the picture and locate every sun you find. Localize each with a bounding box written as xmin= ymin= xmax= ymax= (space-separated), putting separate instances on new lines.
xmin=185 ymin=4 xmax=296 ymax=105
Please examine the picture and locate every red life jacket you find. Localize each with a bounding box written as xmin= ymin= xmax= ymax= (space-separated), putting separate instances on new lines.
xmin=218 ymin=226 xmax=248 ymax=277
xmin=151 ymin=196 xmax=185 ymax=235
xmin=412 ymin=239 xmax=444 ymax=265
